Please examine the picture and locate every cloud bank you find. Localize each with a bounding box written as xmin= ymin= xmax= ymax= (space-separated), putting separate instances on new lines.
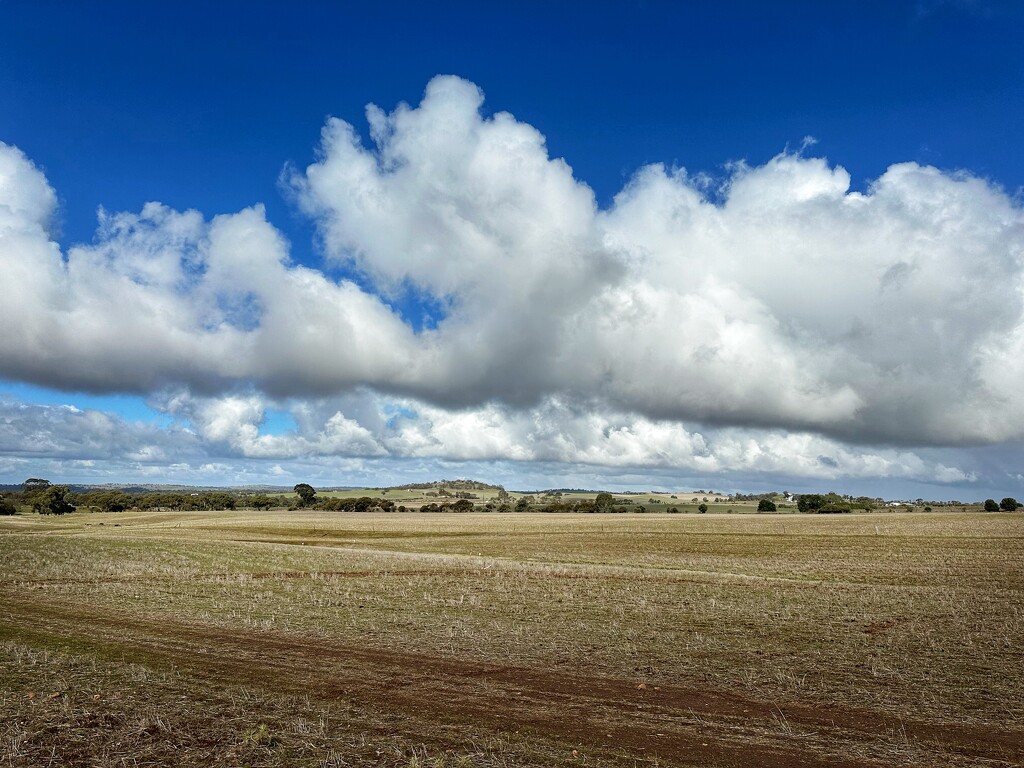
xmin=2 ymin=75 xmax=1023 ymax=488
xmin=0 ymin=394 xmax=973 ymax=487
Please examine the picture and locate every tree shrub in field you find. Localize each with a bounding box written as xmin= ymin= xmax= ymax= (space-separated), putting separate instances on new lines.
xmin=33 ymin=485 xmax=75 ymax=515
xmin=698 ymin=503 xmax=708 ymax=513
xmin=23 ymin=478 xmax=51 ymax=495
xmin=999 ymin=497 xmax=1020 ymax=511
xmin=293 ymin=483 xmax=317 ymax=507
xmin=757 ymin=499 xmax=777 ymax=512
xmin=22 ymin=477 xmax=53 ymax=513
xmin=0 ymin=496 xmax=17 ymax=515
xmin=984 ymin=499 xmax=1000 ymax=512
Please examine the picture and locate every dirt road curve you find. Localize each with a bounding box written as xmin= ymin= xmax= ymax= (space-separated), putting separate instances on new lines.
xmin=4 ymin=593 xmax=1021 ymax=767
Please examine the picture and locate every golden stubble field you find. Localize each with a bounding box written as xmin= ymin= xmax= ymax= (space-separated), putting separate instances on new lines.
xmin=1 ymin=509 xmax=1022 ymax=767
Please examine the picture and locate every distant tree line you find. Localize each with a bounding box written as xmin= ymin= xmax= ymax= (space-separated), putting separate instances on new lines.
xmin=796 ymin=493 xmax=877 ymax=514
xmin=418 ymin=499 xmax=475 ymax=513
xmin=0 ymin=479 xmax=273 ymax=515
xmin=732 ymin=492 xmax=782 ymax=502
xmin=3 ymin=479 xmax=1021 ymax=517
xmin=317 ymin=496 xmax=399 ymax=513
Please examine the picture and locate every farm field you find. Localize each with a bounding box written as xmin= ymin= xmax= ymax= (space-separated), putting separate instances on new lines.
xmin=1 ymin=510 xmax=1023 ymax=767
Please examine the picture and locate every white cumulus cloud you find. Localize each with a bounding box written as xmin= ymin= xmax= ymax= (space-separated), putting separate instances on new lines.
xmin=2 ymin=73 xmax=1024 ymax=497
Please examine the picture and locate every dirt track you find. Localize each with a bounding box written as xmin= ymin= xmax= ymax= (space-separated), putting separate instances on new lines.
xmin=4 ymin=592 xmax=1022 ymax=768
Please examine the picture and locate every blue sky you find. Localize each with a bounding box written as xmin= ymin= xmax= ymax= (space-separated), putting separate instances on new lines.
xmin=1 ymin=1 xmax=1023 ymax=497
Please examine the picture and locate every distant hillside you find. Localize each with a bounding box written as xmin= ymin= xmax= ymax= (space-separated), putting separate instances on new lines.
xmin=3 ymin=480 xmax=506 ymax=494
xmin=0 ymin=482 xmax=301 ymax=494
xmin=389 ymin=479 xmax=505 ymax=492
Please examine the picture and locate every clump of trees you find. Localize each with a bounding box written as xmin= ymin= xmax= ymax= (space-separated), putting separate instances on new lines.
xmin=519 ymin=496 xmax=660 ymax=514
xmin=419 ymin=499 xmax=475 ymax=513
xmin=796 ymin=492 xmax=867 ymax=514
xmin=138 ymin=491 xmax=236 ymax=511
xmin=26 ymin=480 xmax=76 ymax=516
xmin=757 ymin=499 xmax=777 ymax=512
xmin=534 ymin=499 xmax=602 ymax=513
xmin=0 ymin=496 xmax=17 ymax=515
xmin=985 ymin=497 xmax=1020 ymax=511
xmin=71 ymin=490 xmax=135 ymax=512
xmin=318 ymin=496 xmax=396 ymax=513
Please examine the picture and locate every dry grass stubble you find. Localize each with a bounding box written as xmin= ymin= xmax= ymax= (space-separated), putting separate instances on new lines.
xmin=2 ymin=510 xmax=1022 ymax=766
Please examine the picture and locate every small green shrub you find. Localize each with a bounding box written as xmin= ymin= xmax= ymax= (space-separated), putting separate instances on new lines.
xmin=242 ymin=723 xmax=278 ymax=747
